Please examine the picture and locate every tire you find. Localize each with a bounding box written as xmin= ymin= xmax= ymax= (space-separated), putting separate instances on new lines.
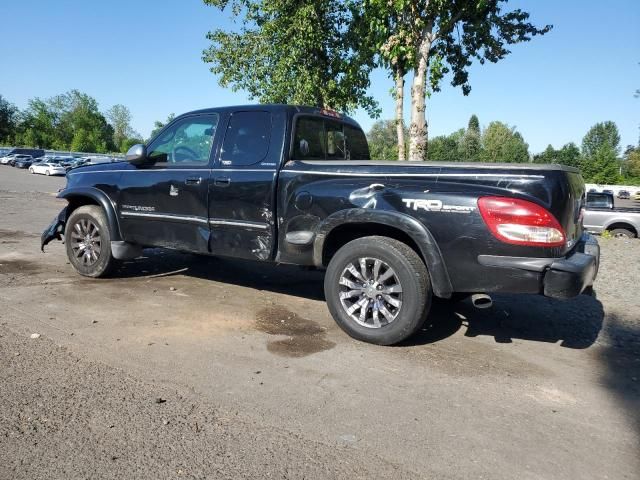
xmin=45 ymin=169 xmax=50 ymax=176
xmin=65 ymin=205 xmax=116 ymax=277
xmin=29 ymin=168 xmax=34 ymax=174
xmin=324 ymin=236 xmax=432 ymax=345
xmin=609 ymin=228 xmax=635 ymax=238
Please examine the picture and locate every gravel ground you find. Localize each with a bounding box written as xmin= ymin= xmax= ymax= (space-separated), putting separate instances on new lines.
xmin=0 ymin=166 xmax=639 ymax=479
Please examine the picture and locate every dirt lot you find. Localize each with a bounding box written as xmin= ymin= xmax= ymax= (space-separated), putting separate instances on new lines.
xmin=0 ymin=166 xmax=639 ymax=479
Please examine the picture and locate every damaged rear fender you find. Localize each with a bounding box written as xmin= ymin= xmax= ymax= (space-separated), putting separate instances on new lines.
xmin=313 ymin=209 xmax=453 ymax=298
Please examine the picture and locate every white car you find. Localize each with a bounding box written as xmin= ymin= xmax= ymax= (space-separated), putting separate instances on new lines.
xmin=29 ymin=162 xmax=67 ymax=176
xmin=0 ymin=154 xmax=17 ymax=165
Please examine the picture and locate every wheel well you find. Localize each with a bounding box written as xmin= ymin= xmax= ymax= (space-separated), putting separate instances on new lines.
xmin=606 ymin=223 xmax=637 ymax=236
xmin=66 ymin=196 xmax=100 ymax=217
xmin=322 ymin=223 xmax=425 ymax=267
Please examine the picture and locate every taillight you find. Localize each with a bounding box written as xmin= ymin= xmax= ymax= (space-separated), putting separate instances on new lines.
xmin=477 ymin=196 xmax=565 ymax=247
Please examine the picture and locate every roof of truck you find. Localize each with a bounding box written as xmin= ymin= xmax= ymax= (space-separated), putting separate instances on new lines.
xmin=178 ymin=104 xmax=361 ymax=127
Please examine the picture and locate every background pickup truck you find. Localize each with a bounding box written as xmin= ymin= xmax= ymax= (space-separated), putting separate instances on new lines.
xmin=42 ymin=105 xmax=600 ymax=345
xmin=584 ymin=192 xmax=640 ymax=238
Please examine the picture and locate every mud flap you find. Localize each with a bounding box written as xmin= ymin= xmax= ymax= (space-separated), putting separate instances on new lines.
xmin=41 ymin=207 xmax=68 ymax=252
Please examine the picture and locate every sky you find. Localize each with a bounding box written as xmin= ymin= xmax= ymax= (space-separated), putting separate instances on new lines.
xmin=0 ymin=0 xmax=638 ymax=153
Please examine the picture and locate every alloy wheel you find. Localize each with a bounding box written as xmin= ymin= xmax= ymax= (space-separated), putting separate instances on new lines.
xmin=70 ymin=218 xmax=102 ymax=266
xmin=338 ymin=257 xmax=403 ymax=328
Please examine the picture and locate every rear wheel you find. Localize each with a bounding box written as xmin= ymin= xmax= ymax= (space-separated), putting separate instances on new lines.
xmin=324 ymin=236 xmax=432 ymax=345
xmin=65 ymin=205 xmax=116 ymax=277
xmin=29 ymin=167 xmax=34 ymax=174
xmin=609 ymin=228 xmax=635 ymax=238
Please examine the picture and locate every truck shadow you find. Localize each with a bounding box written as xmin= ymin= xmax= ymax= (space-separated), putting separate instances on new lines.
xmin=406 ymin=292 xmax=605 ymax=350
xmin=114 ymin=249 xmax=326 ymax=301
xmin=115 ymin=249 xmax=607 ymax=350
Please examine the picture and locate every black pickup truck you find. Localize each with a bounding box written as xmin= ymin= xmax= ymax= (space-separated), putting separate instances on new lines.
xmin=42 ymin=105 xmax=600 ymax=345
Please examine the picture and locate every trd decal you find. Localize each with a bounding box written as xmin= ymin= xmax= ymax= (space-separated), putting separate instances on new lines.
xmin=402 ymin=198 xmax=474 ymax=213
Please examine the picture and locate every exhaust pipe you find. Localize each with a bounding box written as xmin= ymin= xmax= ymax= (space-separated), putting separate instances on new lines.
xmin=470 ymin=293 xmax=493 ymax=309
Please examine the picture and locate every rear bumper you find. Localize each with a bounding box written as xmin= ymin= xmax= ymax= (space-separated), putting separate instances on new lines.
xmin=543 ymin=234 xmax=599 ymax=299
xmin=476 ymin=233 xmax=600 ymax=299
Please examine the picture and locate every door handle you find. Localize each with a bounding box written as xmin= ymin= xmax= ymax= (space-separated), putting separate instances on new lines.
xmin=185 ymin=177 xmax=202 ymax=185
xmin=214 ymin=177 xmax=231 ymax=187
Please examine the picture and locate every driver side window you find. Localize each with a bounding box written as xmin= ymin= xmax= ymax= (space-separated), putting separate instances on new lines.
xmin=147 ymin=114 xmax=219 ymax=167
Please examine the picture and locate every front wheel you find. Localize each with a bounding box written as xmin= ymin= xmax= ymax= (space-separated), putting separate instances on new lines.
xmin=324 ymin=236 xmax=432 ymax=345
xmin=65 ymin=205 xmax=116 ymax=277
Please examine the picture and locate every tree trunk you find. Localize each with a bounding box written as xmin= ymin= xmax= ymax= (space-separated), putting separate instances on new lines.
xmin=408 ymin=31 xmax=433 ymax=162
xmin=394 ymin=65 xmax=405 ymax=161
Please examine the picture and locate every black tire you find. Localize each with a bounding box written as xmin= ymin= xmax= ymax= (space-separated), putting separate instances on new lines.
xmin=609 ymin=228 xmax=635 ymax=238
xmin=324 ymin=236 xmax=432 ymax=345
xmin=65 ymin=205 xmax=116 ymax=277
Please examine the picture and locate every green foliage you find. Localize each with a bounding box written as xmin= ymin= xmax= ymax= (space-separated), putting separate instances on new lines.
xmin=0 ymin=95 xmax=19 ymax=144
xmin=581 ymin=121 xmax=620 ymax=158
xmin=581 ymin=144 xmax=620 ymax=184
xmin=625 ymin=147 xmax=640 ymax=178
xmin=149 ymin=113 xmax=176 ymax=141
xmin=533 ymin=142 xmax=581 ymax=167
xmin=13 ymin=90 xmax=116 ymax=152
xmin=367 ymin=119 xmax=407 ymax=160
xmin=481 ymin=121 xmax=529 ymax=163
xmin=428 ymin=129 xmax=465 ymax=162
xmin=460 ymin=114 xmax=481 ymax=161
xmin=202 ymin=0 xmax=379 ymax=117
xmin=106 ymin=104 xmax=139 ymax=149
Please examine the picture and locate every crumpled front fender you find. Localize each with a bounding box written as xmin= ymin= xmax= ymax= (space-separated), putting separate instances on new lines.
xmin=41 ymin=207 xmax=68 ymax=252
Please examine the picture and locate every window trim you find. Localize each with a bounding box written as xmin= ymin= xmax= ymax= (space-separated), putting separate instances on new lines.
xmin=218 ymin=110 xmax=273 ymax=168
xmin=289 ymin=113 xmax=368 ymax=162
xmin=145 ymin=113 xmax=220 ymax=169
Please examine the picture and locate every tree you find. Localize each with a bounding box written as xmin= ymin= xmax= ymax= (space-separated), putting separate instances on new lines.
xmin=626 ymin=147 xmax=640 ymax=178
xmin=106 ymin=104 xmax=139 ymax=150
xmin=481 ymin=121 xmax=529 ymax=163
xmin=363 ymin=1 xmax=550 ymax=161
xmin=581 ymin=144 xmax=620 ymax=184
xmin=427 ymin=128 xmax=464 ymax=162
xmin=460 ymin=114 xmax=481 ymax=162
xmin=360 ymin=1 xmax=416 ymax=160
xmin=534 ymin=143 xmax=581 ymax=167
xmin=367 ymin=119 xmax=408 ymax=160
xmin=0 ymin=95 xmax=19 ymax=144
xmin=581 ymin=121 xmax=620 ymax=158
xmin=580 ymin=121 xmax=621 ymax=182
xmin=582 ymin=121 xmax=621 ymax=163
xmin=202 ymin=0 xmax=379 ymax=117
xmin=149 ymin=113 xmax=175 ymax=140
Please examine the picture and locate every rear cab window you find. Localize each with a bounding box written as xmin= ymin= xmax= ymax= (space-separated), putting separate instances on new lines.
xmin=293 ymin=116 xmax=370 ymax=161
xmin=220 ymin=111 xmax=272 ymax=166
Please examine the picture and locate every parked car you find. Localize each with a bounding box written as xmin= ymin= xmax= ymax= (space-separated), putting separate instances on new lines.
xmin=14 ymin=155 xmax=36 ymax=169
xmin=29 ymin=162 xmax=67 ymax=176
xmin=602 ymin=189 xmax=614 ymax=195
xmin=8 ymin=154 xmax=32 ymax=166
xmin=584 ymin=192 xmax=640 ymax=238
xmin=0 ymin=154 xmax=17 ymax=165
xmin=42 ymin=105 xmax=600 ymax=346
xmin=617 ymin=190 xmax=631 ymax=199
xmin=65 ymin=158 xmax=90 ymax=171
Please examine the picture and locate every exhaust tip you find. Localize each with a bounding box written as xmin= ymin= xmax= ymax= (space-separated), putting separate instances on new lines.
xmin=471 ymin=294 xmax=493 ymax=309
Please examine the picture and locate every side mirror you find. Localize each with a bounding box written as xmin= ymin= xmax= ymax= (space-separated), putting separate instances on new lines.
xmin=125 ymin=144 xmax=148 ymax=165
